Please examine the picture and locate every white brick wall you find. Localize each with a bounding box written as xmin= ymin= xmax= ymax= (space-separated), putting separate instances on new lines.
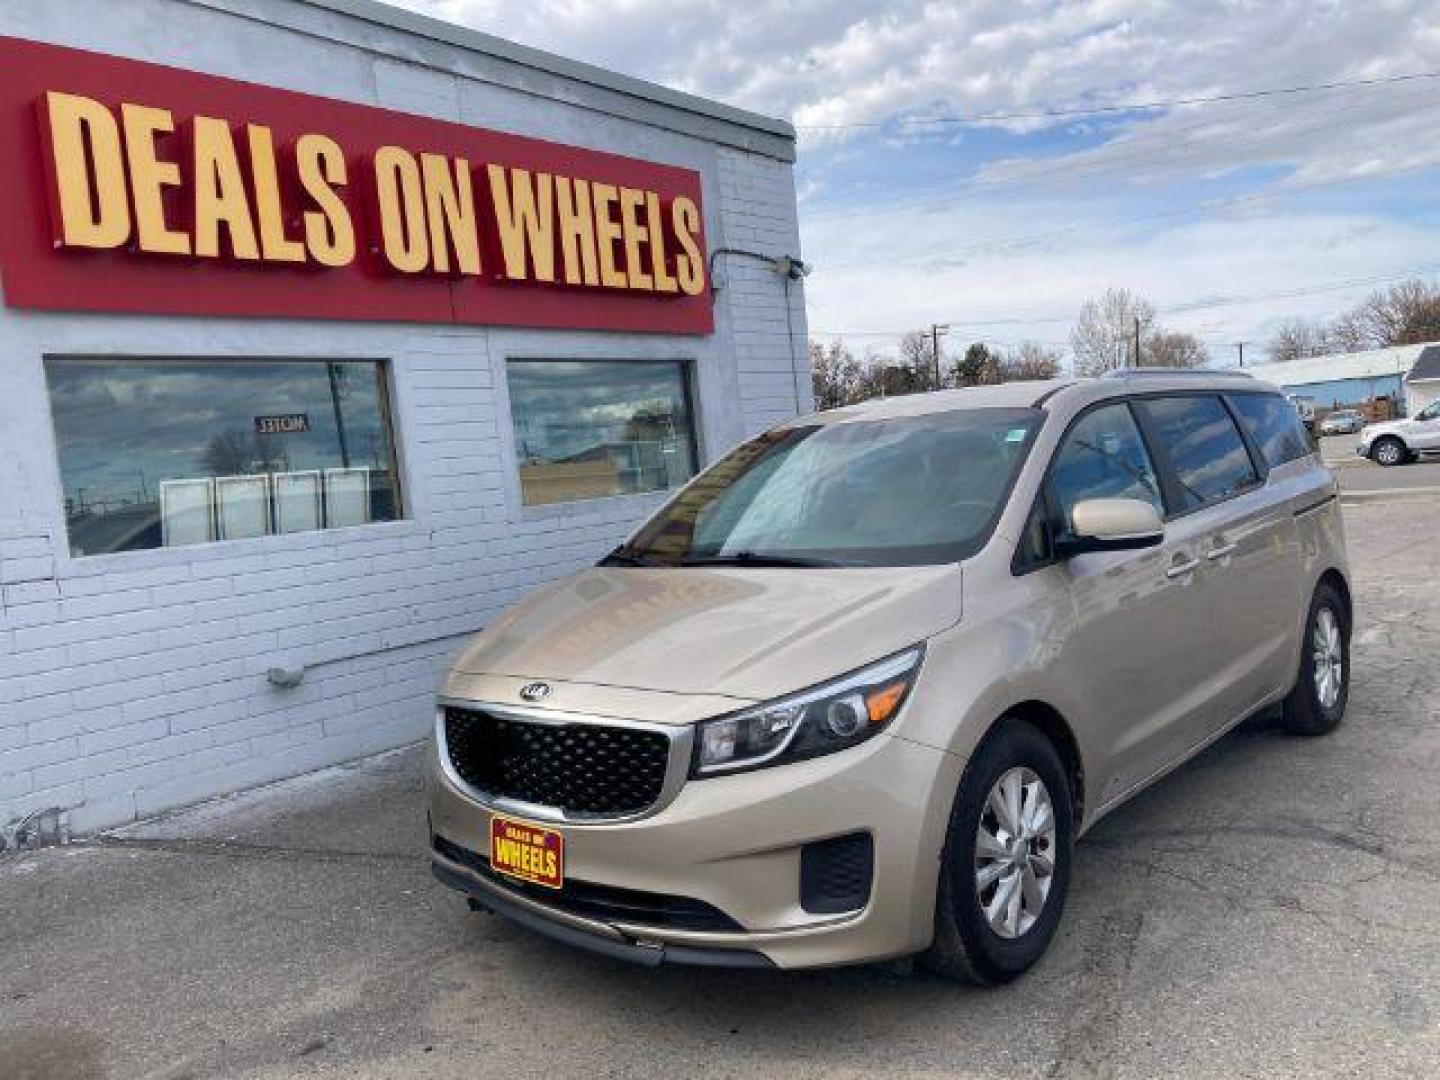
xmin=715 ymin=148 xmax=815 ymax=436
xmin=0 ymin=0 xmax=807 ymax=836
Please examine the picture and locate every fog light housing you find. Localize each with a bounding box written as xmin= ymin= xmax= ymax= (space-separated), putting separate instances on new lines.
xmin=800 ymin=832 xmax=874 ymax=915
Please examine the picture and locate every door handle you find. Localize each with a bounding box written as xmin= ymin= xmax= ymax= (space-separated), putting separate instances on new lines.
xmin=1206 ymin=542 xmax=1239 ymax=561
xmin=1165 ymin=558 xmax=1199 ymax=579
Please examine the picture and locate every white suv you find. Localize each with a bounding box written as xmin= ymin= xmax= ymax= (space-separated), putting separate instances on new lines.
xmin=1358 ymin=400 xmax=1440 ymax=465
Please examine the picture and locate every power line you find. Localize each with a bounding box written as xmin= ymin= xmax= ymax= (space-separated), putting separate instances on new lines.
xmin=797 ymin=69 xmax=1440 ymax=130
xmin=817 ymin=159 xmax=1440 ymax=273
xmin=807 ymin=261 xmax=1440 ymax=340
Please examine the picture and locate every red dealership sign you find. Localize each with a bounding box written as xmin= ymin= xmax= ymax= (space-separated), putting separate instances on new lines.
xmin=0 ymin=36 xmax=713 ymax=334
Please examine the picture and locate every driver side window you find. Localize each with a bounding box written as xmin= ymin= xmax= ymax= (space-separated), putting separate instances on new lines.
xmin=1047 ymin=403 xmax=1164 ymax=536
xmin=1419 ymin=401 xmax=1440 ymax=422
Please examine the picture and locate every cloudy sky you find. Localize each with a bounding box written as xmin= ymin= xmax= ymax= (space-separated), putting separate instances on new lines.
xmin=394 ymin=0 xmax=1440 ymax=366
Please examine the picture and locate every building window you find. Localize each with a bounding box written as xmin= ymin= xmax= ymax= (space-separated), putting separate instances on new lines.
xmin=46 ymin=358 xmax=402 ymax=557
xmin=508 ymin=360 xmax=698 ymax=506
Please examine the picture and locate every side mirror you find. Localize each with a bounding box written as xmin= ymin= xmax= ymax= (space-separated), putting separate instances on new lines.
xmin=1055 ymin=498 xmax=1164 ymax=558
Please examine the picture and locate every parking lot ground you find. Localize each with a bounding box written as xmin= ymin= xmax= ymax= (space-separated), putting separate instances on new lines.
xmin=4 ymin=499 xmax=1440 ymax=1080
xmin=1320 ymin=433 xmax=1440 ymax=494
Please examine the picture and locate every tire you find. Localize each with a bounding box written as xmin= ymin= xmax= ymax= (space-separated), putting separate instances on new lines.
xmin=1371 ymin=436 xmax=1407 ymax=467
xmin=1280 ymin=582 xmax=1350 ymax=736
xmin=921 ymin=719 xmax=1073 ymax=985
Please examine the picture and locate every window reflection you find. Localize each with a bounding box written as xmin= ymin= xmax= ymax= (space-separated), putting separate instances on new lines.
xmin=508 ymin=360 xmax=697 ymax=506
xmin=46 ymin=358 xmax=402 ymax=556
xmin=1138 ymin=396 xmax=1258 ymax=510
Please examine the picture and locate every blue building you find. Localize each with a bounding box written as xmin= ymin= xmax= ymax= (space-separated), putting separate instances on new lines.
xmin=1243 ymin=342 xmax=1438 ymax=418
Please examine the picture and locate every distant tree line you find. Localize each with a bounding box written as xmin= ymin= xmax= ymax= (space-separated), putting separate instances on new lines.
xmin=1265 ymin=278 xmax=1440 ymax=362
xmin=810 ymin=283 xmax=1205 ymax=410
xmin=810 ymin=337 xmax=1064 ymax=410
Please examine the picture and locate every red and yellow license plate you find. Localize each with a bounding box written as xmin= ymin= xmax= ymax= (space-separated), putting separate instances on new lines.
xmin=489 ymin=814 xmax=564 ymax=889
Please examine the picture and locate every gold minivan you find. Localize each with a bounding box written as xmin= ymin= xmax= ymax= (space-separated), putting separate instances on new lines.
xmin=429 ymin=370 xmax=1349 ymax=982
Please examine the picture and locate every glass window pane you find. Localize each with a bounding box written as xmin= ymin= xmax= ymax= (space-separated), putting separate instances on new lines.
xmin=508 ymin=360 xmax=697 ymax=506
xmin=46 ymin=358 xmax=402 ymax=556
xmin=1048 ymin=403 xmax=1164 ymax=534
xmin=1228 ymin=392 xmax=1310 ymax=468
xmin=1137 ymin=395 xmax=1258 ymax=512
xmin=623 ymin=408 xmax=1042 ymax=567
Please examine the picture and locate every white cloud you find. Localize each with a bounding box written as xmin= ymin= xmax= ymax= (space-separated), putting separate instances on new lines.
xmin=388 ymin=0 xmax=1440 ymax=360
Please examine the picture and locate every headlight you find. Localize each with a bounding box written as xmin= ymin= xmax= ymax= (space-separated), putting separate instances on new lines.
xmin=691 ymin=646 xmax=924 ymax=777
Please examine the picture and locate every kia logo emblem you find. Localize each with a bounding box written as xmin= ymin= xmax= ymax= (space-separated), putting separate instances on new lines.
xmin=519 ymin=682 xmax=552 ymax=702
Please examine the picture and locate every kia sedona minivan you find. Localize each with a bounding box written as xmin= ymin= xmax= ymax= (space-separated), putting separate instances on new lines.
xmin=429 ymin=370 xmax=1350 ymax=983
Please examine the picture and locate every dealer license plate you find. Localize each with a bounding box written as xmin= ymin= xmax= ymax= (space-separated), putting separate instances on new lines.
xmin=489 ymin=813 xmax=564 ymax=890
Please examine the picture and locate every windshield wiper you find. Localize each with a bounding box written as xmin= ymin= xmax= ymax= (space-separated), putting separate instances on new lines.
xmin=679 ymin=551 xmax=847 ymax=568
xmin=598 ymin=547 xmax=660 ymax=567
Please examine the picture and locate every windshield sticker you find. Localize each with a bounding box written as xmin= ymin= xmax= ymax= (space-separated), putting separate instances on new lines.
xmin=1004 ymin=428 xmax=1028 ymax=443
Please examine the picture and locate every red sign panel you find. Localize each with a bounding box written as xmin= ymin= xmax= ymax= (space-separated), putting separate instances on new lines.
xmin=0 ymin=36 xmax=713 ymax=334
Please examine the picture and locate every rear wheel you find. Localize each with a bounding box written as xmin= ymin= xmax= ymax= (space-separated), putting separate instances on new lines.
xmin=921 ymin=719 xmax=1073 ymax=984
xmin=1281 ymin=582 xmax=1350 ymax=736
xmin=1372 ymin=436 xmax=1407 ymax=466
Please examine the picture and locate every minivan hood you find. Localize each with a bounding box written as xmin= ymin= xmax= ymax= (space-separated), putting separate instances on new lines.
xmin=451 ymin=564 xmax=961 ymax=703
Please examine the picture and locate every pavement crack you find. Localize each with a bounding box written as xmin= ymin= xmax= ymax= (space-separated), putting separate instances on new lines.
xmin=1045 ymin=911 xmax=1144 ymax=1079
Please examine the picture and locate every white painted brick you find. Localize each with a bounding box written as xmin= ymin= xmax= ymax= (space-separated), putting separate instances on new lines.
xmin=3 ymin=692 xmax=76 ymax=732
xmin=78 ymin=717 xmax=169 ymax=756
xmin=0 ymin=644 xmax=69 ymax=680
xmin=0 ymin=738 xmax=79 ymax=776
xmin=0 ymin=769 xmax=32 ymax=800
xmin=125 ymin=729 xmax=215 ymax=768
xmin=3 ymin=579 xmax=60 ymax=605
xmin=0 ymin=2 xmax=803 ymax=833
xmin=1 ymin=555 xmax=55 ymax=584
xmin=2 ymin=781 xmax=83 ymax=820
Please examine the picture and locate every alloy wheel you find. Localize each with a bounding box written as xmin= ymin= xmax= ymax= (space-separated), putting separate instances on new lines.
xmin=1313 ymin=607 xmax=1344 ymax=709
xmin=974 ymin=767 xmax=1056 ymax=939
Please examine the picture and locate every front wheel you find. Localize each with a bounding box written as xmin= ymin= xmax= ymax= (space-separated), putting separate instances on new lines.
xmin=921 ymin=719 xmax=1073 ymax=984
xmin=1281 ymin=582 xmax=1350 ymax=736
xmin=1371 ymin=436 xmax=1407 ymax=467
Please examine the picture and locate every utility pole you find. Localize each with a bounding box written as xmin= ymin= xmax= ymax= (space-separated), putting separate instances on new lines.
xmin=326 ymin=361 xmax=352 ymax=468
xmin=1133 ymin=316 xmax=1142 ymax=368
xmin=1236 ymin=342 xmax=1246 ymax=367
xmin=930 ymin=323 xmax=950 ymax=390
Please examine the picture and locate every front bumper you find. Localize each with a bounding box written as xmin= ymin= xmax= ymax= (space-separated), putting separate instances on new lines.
xmin=428 ymin=729 xmax=961 ymax=970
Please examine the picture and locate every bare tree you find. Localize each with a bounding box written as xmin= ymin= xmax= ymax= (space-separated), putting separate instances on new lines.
xmin=1070 ymin=288 xmax=1156 ymax=375
xmin=898 ymin=330 xmax=939 ymax=390
xmin=1343 ymin=279 xmax=1440 ymax=349
xmin=999 ymin=341 xmax=1063 ymax=381
xmin=1144 ymin=331 xmax=1209 ymax=369
xmin=810 ymin=340 xmax=869 ymax=410
xmin=1266 ymin=318 xmax=1332 ymax=362
xmin=201 ymin=429 xmax=265 ymax=476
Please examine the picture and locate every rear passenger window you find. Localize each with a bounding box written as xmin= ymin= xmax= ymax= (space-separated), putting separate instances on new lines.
xmin=1048 ymin=403 xmax=1165 ymax=533
xmin=1137 ymin=396 xmax=1258 ymax=512
xmin=1227 ymin=392 xmax=1311 ymax=468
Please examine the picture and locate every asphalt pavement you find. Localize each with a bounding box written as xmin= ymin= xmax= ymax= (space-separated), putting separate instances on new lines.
xmin=3 ymin=499 xmax=1440 ymax=1079
xmin=1320 ymin=434 xmax=1440 ymax=493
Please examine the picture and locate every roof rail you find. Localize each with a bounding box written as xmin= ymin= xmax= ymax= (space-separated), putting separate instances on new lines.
xmin=1100 ymin=367 xmax=1253 ymax=379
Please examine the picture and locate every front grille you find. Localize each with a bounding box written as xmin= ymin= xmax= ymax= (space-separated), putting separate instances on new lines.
xmin=433 ymin=836 xmax=743 ymax=932
xmin=443 ymin=706 xmax=671 ymax=818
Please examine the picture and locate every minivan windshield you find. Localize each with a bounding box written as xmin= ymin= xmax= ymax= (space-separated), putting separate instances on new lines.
xmin=610 ymin=407 xmax=1043 ymax=568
